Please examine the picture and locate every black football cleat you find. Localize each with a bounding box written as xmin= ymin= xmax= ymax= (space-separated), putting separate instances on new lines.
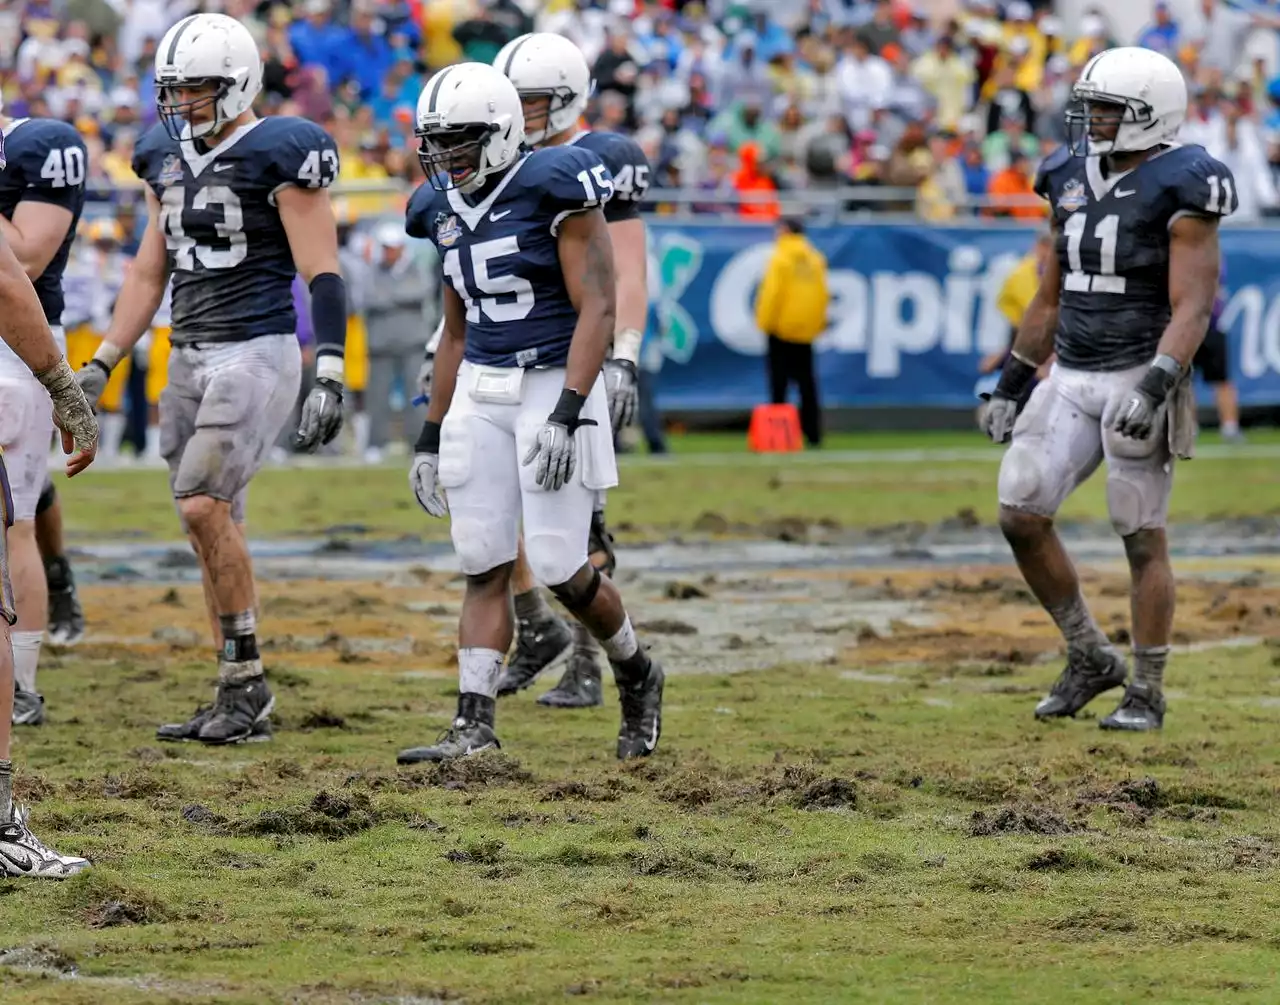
xmin=397 ymin=719 xmax=500 ymax=764
xmin=1034 ymin=646 xmax=1128 ymax=720
xmin=496 ymin=615 xmax=572 ymax=696
xmin=616 ymin=659 xmax=664 ymax=760
xmin=538 ymin=650 xmax=604 ymax=708
xmin=1099 ymin=682 xmax=1165 ymax=732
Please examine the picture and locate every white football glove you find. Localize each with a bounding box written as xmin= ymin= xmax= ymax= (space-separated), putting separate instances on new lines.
xmin=409 ymin=452 xmax=447 ymax=517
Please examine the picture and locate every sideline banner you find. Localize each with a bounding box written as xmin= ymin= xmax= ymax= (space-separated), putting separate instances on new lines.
xmin=645 ymin=221 xmax=1280 ymax=410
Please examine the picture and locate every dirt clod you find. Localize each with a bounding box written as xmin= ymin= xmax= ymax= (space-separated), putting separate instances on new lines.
xmin=968 ymin=805 xmax=1075 ymax=837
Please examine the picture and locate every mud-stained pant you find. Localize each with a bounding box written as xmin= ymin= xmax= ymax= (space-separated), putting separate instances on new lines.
xmin=997 ymin=362 xmax=1174 ymax=537
xmin=160 ymin=335 xmax=302 ymax=528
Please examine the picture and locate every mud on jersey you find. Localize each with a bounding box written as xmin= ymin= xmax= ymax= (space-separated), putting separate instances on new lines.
xmin=0 ymin=117 xmax=87 ymax=326
xmin=406 ymin=144 xmax=613 ymax=369
xmin=1036 ymin=143 xmax=1236 ymax=372
xmin=133 ymin=116 xmax=338 ymax=345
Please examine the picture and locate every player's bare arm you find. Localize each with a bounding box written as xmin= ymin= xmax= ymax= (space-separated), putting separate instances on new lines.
xmin=279 ymin=184 xmax=347 ymax=451
xmin=559 ymin=208 xmax=617 ymax=395
xmin=603 ymin=216 xmax=646 ymax=428
xmin=981 ymin=219 xmax=1059 ymax=444
xmin=1113 ymin=214 xmax=1220 ymax=441
xmin=0 ymin=202 xmax=75 ymax=281
xmin=0 ymin=232 xmax=97 ymax=474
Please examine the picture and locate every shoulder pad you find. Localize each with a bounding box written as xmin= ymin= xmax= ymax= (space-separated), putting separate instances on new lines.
xmin=258 ymin=117 xmax=340 ymax=191
xmin=1033 ymin=144 xmax=1073 ymax=200
xmin=132 ymin=123 xmax=176 ymax=185
xmin=405 ymin=182 xmax=442 ymax=241
xmin=1158 ymin=144 xmax=1238 ymax=220
xmin=527 ymin=145 xmax=614 ymax=218
xmin=10 ymin=119 xmax=87 ymax=193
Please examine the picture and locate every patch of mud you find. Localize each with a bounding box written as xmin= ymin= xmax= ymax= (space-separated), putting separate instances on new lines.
xmin=1024 ymin=848 xmax=1105 ymax=872
xmin=298 ymin=709 xmax=348 ymax=731
xmin=388 ymin=753 xmax=532 ymax=792
xmin=0 ymin=945 xmax=78 ymax=976
xmin=968 ymin=805 xmax=1077 ymax=837
xmin=540 ymin=779 xmax=630 ymax=803
xmin=1076 ymin=777 xmax=1247 ymax=817
xmin=444 ymin=839 xmax=504 ymax=865
xmin=629 ymin=845 xmax=760 ymax=882
xmin=62 ymin=875 xmax=175 ymax=928
xmin=223 ymin=791 xmax=382 ymax=840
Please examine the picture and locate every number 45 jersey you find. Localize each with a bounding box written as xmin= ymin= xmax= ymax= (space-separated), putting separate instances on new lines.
xmin=132 ymin=117 xmax=339 ymax=345
xmin=1036 ymin=143 xmax=1236 ymax=372
xmin=406 ymin=144 xmax=613 ymax=369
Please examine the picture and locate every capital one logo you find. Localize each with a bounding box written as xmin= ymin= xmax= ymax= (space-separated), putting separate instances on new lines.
xmin=649 ymin=233 xmax=703 ymax=364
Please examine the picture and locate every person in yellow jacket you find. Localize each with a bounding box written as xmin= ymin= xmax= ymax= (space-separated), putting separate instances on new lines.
xmin=755 ymin=218 xmax=829 ymax=447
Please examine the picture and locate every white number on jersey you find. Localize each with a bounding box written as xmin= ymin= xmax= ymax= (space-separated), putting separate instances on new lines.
xmin=612 ymin=163 xmax=650 ymax=201
xmin=40 ymin=146 xmax=86 ymax=188
xmin=1205 ymin=175 xmax=1235 ymax=215
xmin=442 ymin=238 xmax=535 ymax=324
xmin=575 ymin=164 xmax=615 ymax=207
xmin=160 ymin=186 xmax=248 ymax=271
xmin=297 ymin=149 xmax=340 ymax=188
xmin=1063 ymin=212 xmax=1125 ymax=295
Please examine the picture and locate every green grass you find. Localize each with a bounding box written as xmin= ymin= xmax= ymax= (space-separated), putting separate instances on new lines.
xmin=4 ymin=644 xmax=1280 ymax=1003
xmin=61 ymin=429 xmax=1280 ymax=540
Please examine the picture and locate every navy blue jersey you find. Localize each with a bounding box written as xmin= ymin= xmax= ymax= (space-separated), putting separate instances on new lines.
xmin=133 ymin=116 xmax=338 ymax=344
xmin=1036 ymin=143 xmax=1236 ymax=371
xmin=567 ymin=129 xmax=649 ymax=223
xmin=406 ymin=145 xmax=613 ymax=368
xmin=0 ymin=118 xmax=87 ymax=326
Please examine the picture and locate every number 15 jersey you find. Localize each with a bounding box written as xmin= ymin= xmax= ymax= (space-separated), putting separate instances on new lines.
xmin=133 ymin=116 xmax=339 ymax=345
xmin=1035 ymin=143 xmax=1236 ymax=372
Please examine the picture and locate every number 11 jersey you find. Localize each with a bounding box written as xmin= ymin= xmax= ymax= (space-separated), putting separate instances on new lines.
xmin=1035 ymin=142 xmax=1236 ymax=372
xmin=132 ymin=116 xmax=339 ymax=345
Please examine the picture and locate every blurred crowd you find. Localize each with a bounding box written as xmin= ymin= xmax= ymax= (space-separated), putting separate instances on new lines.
xmin=5 ymin=0 xmax=1280 ymax=224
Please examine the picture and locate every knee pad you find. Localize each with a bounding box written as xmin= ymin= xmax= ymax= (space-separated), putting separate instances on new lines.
xmin=1105 ymin=465 xmax=1169 ymax=537
xmin=36 ymin=479 xmax=56 ymax=517
xmin=588 ymin=509 xmax=616 ymax=576
xmin=525 ymin=529 xmax=589 ymax=589
xmin=451 ymin=515 xmax=517 ymax=577
xmin=549 ymin=565 xmax=601 ymax=614
xmin=997 ymin=439 xmax=1058 ymax=518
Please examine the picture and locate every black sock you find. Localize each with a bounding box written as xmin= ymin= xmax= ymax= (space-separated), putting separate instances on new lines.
xmin=219 ymin=612 xmax=259 ymax=664
xmin=44 ymin=555 xmax=73 ymax=593
xmin=458 ymin=692 xmax=496 ymax=727
xmin=611 ymin=649 xmax=652 ymax=689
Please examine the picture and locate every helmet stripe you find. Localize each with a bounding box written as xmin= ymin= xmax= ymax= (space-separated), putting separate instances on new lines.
xmin=427 ymin=66 xmax=454 ymax=115
xmin=502 ymin=34 xmax=533 ymax=77
xmin=164 ymin=15 xmax=200 ymax=66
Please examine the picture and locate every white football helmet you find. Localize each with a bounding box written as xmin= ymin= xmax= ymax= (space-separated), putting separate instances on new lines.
xmin=416 ymin=62 xmax=524 ymax=194
xmin=1068 ymin=46 xmax=1187 ymax=156
xmin=493 ymin=32 xmax=591 ymax=145
xmin=155 ymin=13 xmax=263 ymax=141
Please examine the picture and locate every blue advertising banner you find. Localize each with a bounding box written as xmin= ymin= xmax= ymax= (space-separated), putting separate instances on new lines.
xmin=644 ymin=221 xmax=1280 ymax=411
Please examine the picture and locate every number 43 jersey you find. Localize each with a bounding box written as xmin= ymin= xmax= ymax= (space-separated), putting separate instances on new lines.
xmin=133 ymin=116 xmax=339 ymax=345
xmin=406 ymin=144 xmax=613 ymax=369
xmin=1036 ymin=143 xmax=1236 ymax=372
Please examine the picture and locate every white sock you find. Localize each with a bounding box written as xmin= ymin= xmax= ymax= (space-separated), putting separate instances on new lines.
xmin=352 ymin=412 xmax=370 ymax=455
xmin=100 ymin=412 xmax=127 ymax=459
xmin=1221 ymin=420 xmax=1240 ymax=436
xmin=458 ymin=647 xmax=504 ymax=699
xmin=145 ymin=425 xmax=161 ymax=459
xmin=12 ymin=630 xmax=43 ymax=694
xmin=601 ymin=616 xmax=638 ymax=663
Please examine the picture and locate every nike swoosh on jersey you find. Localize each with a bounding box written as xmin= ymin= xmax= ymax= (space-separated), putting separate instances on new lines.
xmin=213 ymin=163 xmax=233 ymax=172
xmin=490 ymin=210 xmax=512 ymax=221
xmin=1114 ymin=188 xmax=1136 ymax=198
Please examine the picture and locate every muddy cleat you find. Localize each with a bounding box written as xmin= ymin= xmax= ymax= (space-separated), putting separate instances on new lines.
xmin=11 ymin=688 xmax=45 ymax=726
xmin=1099 ymin=682 xmax=1166 ymax=732
xmin=538 ymin=650 xmax=604 ymax=708
xmin=616 ymin=659 xmax=664 ymax=760
xmin=496 ymin=615 xmax=573 ymax=696
xmin=397 ymin=719 xmax=500 ymax=764
xmin=1034 ymin=646 xmax=1128 ymax=720
xmin=46 ymin=558 xmax=85 ymax=647
xmin=0 ymin=806 xmax=90 ymax=879
xmin=197 ymin=674 xmax=274 ymax=745
xmin=156 ymin=702 xmax=273 ymax=743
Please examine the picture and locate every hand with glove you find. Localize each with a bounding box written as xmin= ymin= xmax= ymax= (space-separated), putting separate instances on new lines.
xmin=409 ymin=420 xmax=447 ymax=517
xmin=1112 ymin=354 xmax=1182 ymax=441
xmin=523 ymin=388 xmax=597 ymax=491
xmin=979 ymin=353 xmax=1039 ymax=444
xmin=603 ymin=358 xmax=638 ymax=432
xmin=414 ymin=352 xmax=434 ymax=407
xmin=40 ymin=359 xmax=99 ymax=476
xmin=294 ymin=370 xmax=344 ymax=453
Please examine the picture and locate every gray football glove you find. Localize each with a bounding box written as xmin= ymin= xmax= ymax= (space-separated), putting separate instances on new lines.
xmin=294 ymin=377 xmax=344 ymax=452
xmin=603 ymin=358 xmax=638 ymax=432
xmin=74 ymin=359 xmax=111 ymax=411
xmin=409 ymin=452 xmax=447 ymax=517
xmin=980 ymin=394 xmax=1020 ymax=444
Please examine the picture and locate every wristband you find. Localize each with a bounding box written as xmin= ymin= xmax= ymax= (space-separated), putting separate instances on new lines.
xmin=91 ymin=341 xmax=126 ymax=371
xmin=1136 ymin=354 xmax=1183 ymax=401
xmin=613 ymin=327 xmax=643 ymax=367
xmin=992 ymin=355 xmax=1037 ymax=400
xmin=415 ymin=420 xmax=441 ymax=454
xmin=310 ymin=272 xmax=348 ymax=361
xmin=549 ymin=388 xmax=589 ymax=428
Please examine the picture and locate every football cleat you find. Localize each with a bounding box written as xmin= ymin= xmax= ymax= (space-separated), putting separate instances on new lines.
xmin=11 ymin=688 xmax=44 ymax=726
xmin=1034 ymin=646 xmax=1128 ymax=719
xmin=1099 ymin=681 xmax=1166 ymax=732
xmin=0 ymin=805 xmax=90 ymax=879
xmin=46 ymin=557 xmax=85 ymax=647
xmin=496 ymin=615 xmax=572 ymax=696
xmin=158 ymin=672 xmax=274 ymax=745
xmin=397 ymin=719 xmax=500 ymax=764
xmin=538 ymin=649 xmax=603 ymax=708
xmin=616 ymin=659 xmax=664 ymax=760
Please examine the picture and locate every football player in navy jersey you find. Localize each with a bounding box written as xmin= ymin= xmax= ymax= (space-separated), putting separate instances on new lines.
xmin=0 ymin=105 xmax=87 ymax=725
xmin=488 ymin=31 xmax=653 ymax=709
xmin=0 ymin=124 xmax=100 ymax=877
xmin=982 ymin=47 xmax=1235 ymax=732
xmin=73 ymin=13 xmax=349 ymax=746
xmin=401 ymin=62 xmax=664 ymax=763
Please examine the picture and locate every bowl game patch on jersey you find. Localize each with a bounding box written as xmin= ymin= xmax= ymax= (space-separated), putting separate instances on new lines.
xmin=1057 ymin=178 xmax=1086 ymax=213
xmin=434 ymin=213 xmax=462 ymax=248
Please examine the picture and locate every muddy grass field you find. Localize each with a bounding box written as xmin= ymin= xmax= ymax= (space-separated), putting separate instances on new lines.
xmin=5 ymin=434 xmax=1280 ymax=1004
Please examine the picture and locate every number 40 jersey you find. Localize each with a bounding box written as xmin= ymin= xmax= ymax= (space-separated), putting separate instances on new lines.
xmin=406 ymin=144 xmax=613 ymax=369
xmin=132 ymin=116 xmax=339 ymax=345
xmin=1036 ymin=142 xmax=1236 ymax=372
